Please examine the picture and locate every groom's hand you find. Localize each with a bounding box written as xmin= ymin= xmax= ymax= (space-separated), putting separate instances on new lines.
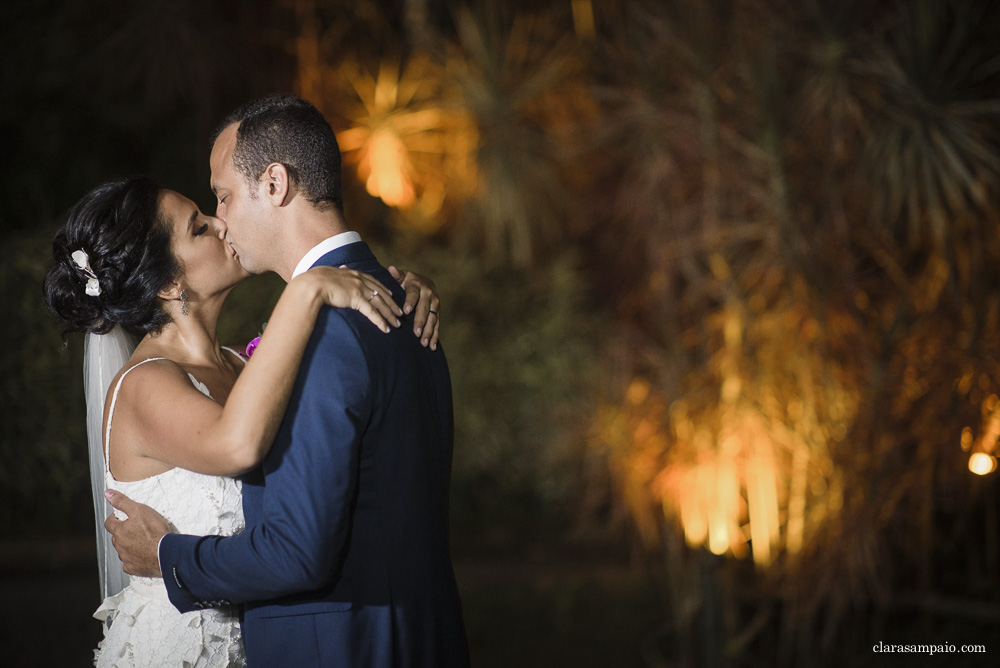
xmin=104 ymin=490 xmax=170 ymax=578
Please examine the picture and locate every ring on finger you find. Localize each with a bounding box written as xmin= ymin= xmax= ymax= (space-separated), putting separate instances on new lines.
xmin=368 ymin=290 xmax=379 ymax=301
xmin=429 ymin=309 xmax=437 ymax=315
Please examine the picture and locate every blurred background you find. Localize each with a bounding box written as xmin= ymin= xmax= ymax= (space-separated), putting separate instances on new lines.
xmin=3 ymin=0 xmax=1000 ymax=665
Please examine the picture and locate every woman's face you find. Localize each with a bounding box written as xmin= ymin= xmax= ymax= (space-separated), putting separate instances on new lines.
xmin=159 ymin=189 xmax=248 ymax=297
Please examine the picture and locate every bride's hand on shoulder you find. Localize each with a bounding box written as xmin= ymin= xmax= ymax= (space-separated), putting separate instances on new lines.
xmin=296 ymin=266 xmax=403 ymax=333
xmin=389 ymin=266 xmax=441 ymax=350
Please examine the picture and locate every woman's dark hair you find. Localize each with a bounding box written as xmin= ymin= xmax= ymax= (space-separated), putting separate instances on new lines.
xmin=43 ymin=176 xmax=180 ymax=337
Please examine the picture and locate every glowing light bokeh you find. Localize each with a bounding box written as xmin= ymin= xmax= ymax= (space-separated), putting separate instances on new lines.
xmin=969 ymin=452 xmax=996 ymax=476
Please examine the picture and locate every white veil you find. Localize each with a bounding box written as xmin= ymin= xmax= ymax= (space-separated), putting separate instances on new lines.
xmin=83 ymin=325 xmax=136 ymax=602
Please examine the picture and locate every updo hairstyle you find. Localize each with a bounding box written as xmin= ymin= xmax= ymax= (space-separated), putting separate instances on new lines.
xmin=43 ymin=176 xmax=180 ymax=337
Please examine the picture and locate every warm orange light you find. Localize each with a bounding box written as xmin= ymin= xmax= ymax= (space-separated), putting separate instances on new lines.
xmin=609 ymin=372 xmax=850 ymax=569
xmin=334 ymin=57 xmax=467 ymax=222
xmin=961 ymin=426 xmax=974 ymax=451
xmin=667 ymin=454 xmax=744 ymax=558
xmin=363 ymin=129 xmax=416 ymax=208
xmin=746 ymin=432 xmax=779 ymax=566
xmin=625 ymin=378 xmax=651 ymax=405
xmin=969 ymin=452 xmax=997 ymax=476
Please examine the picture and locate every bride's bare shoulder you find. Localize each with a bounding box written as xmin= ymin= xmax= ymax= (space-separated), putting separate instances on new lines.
xmin=103 ymin=354 xmax=192 ymax=413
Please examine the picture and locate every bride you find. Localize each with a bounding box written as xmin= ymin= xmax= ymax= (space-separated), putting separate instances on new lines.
xmin=43 ymin=175 xmax=440 ymax=666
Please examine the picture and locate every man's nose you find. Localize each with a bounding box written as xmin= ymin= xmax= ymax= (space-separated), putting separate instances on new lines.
xmin=211 ymin=216 xmax=227 ymax=239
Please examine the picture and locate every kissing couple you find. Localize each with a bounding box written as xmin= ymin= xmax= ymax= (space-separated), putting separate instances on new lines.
xmin=44 ymin=94 xmax=470 ymax=667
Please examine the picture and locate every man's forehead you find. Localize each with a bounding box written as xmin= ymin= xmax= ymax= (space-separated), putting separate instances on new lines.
xmin=211 ymin=125 xmax=238 ymax=167
xmin=218 ymin=123 xmax=238 ymax=149
xmin=210 ymin=128 xmax=236 ymax=193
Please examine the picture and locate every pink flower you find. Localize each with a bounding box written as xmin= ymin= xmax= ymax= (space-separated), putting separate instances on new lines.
xmin=245 ymin=336 xmax=261 ymax=358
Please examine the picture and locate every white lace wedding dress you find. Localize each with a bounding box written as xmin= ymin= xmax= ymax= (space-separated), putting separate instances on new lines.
xmin=93 ymin=357 xmax=246 ymax=667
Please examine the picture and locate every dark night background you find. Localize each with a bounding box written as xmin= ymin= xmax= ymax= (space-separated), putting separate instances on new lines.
xmin=4 ymin=1 xmax=1000 ymax=666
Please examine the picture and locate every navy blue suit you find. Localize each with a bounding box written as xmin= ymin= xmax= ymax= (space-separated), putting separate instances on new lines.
xmin=159 ymin=242 xmax=470 ymax=667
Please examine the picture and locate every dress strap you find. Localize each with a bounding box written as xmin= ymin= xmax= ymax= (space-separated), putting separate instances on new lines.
xmin=103 ymin=358 xmax=167 ymax=472
xmin=221 ymin=346 xmax=248 ymax=365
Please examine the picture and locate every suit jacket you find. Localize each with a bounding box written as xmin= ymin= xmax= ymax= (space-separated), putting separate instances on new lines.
xmin=159 ymin=241 xmax=470 ymax=667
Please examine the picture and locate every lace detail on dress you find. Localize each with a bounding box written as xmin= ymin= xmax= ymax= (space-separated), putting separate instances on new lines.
xmin=94 ymin=358 xmax=246 ymax=667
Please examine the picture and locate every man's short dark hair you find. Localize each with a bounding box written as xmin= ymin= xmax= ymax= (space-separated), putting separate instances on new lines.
xmin=212 ymin=95 xmax=343 ymax=212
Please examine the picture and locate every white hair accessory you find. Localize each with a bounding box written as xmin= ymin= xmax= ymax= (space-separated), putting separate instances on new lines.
xmin=71 ymin=249 xmax=102 ymax=297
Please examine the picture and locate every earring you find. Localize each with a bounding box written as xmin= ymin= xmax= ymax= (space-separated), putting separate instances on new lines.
xmin=180 ymin=290 xmax=190 ymax=316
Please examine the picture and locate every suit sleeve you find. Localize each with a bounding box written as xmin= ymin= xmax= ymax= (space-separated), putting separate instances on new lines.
xmin=159 ymin=311 xmax=371 ymax=612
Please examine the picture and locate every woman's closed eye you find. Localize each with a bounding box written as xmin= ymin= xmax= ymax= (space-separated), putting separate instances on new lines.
xmin=193 ymin=222 xmax=210 ymax=237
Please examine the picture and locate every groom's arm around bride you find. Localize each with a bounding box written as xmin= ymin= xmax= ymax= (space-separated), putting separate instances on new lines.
xmin=168 ymin=247 xmax=467 ymax=667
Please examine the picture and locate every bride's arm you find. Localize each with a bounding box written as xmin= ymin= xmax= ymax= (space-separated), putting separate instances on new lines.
xmin=119 ymin=267 xmax=402 ymax=477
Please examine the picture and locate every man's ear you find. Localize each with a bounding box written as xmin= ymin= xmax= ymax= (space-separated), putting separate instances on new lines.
xmin=157 ymin=281 xmax=182 ymax=302
xmin=263 ymin=163 xmax=291 ymax=206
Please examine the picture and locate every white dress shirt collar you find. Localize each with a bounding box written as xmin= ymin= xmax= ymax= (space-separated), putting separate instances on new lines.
xmin=290 ymin=231 xmax=362 ymax=280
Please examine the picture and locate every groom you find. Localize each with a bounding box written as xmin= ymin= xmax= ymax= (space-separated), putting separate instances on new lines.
xmin=106 ymin=95 xmax=470 ymax=666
